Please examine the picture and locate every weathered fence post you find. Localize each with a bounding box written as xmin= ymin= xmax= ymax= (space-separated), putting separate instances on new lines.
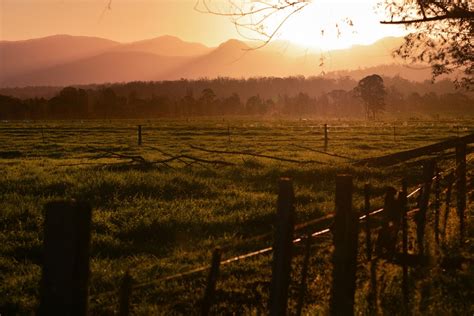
xmin=201 ymin=248 xmax=222 ymax=316
xmin=330 ymin=175 xmax=358 ymax=316
xmin=364 ymin=183 xmax=376 ymax=315
xmin=415 ymin=160 xmax=435 ymax=256
xmin=269 ymin=178 xmax=295 ymax=316
xmin=434 ymin=166 xmax=441 ymax=245
xmin=443 ymin=173 xmax=454 ymax=239
xmin=38 ymin=200 xmax=92 ymax=316
xmin=296 ymin=235 xmax=312 ymax=316
xmin=456 ymin=142 xmax=466 ymax=243
xmin=119 ymin=271 xmax=133 ymax=316
xmin=138 ymin=125 xmax=142 ymax=146
xmin=324 ymin=124 xmax=328 ymax=150
xmin=400 ymin=180 xmax=409 ymax=314
xmin=376 ymin=187 xmax=399 ymax=255
xmin=364 ymin=183 xmax=371 ymax=261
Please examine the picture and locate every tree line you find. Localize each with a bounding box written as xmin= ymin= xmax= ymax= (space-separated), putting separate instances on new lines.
xmin=0 ymin=76 xmax=472 ymax=120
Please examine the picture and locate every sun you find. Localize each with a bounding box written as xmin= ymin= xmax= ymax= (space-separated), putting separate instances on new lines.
xmin=262 ymin=0 xmax=406 ymax=50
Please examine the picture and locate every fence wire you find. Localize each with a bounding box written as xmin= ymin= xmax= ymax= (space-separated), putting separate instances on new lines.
xmin=91 ymin=155 xmax=473 ymax=301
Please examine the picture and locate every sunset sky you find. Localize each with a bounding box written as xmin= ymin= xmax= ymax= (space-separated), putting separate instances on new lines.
xmin=1 ymin=0 xmax=407 ymax=49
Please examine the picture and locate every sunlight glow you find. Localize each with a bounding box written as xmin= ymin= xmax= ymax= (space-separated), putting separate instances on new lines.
xmin=261 ymin=0 xmax=407 ymax=50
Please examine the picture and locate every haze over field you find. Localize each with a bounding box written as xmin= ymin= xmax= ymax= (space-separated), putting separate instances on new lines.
xmin=0 ymin=34 xmax=434 ymax=87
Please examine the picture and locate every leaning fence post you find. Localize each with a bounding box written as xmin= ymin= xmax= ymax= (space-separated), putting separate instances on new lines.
xmin=376 ymin=187 xmax=398 ymax=255
xmin=296 ymin=235 xmax=312 ymax=316
xmin=38 ymin=200 xmax=92 ymax=316
xmin=443 ymin=173 xmax=454 ymax=239
xmin=138 ymin=125 xmax=142 ymax=146
xmin=364 ymin=183 xmax=376 ymax=315
xmin=330 ymin=175 xmax=358 ymax=316
xmin=269 ymin=178 xmax=295 ymax=316
xmin=415 ymin=160 xmax=435 ymax=256
xmin=119 ymin=271 xmax=133 ymax=316
xmin=434 ymin=166 xmax=441 ymax=245
xmin=364 ymin=183 xmax=371 ymax=261
xmin=401 ymin=180 xmax=409 ymax=314
xmin=201 ymin=248 xmax=222 ymax=316
xmin=456 ymin=141 xmax=466 ymax=243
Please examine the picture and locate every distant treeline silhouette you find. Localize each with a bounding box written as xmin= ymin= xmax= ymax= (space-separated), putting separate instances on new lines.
xmin=0 ymin=76 xmax=472 ymax=120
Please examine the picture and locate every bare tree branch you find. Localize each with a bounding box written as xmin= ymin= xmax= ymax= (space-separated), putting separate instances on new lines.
xmin=380 ymin=10 xmax=474 ymax=24
xmin=194 ymin=0 xmax=310 ymax=48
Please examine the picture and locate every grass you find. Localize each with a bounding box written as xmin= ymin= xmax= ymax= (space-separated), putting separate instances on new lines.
xmin=0 ymin=117 xmax=473 ymax=315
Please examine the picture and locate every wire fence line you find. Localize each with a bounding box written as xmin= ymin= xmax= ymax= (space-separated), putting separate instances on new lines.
xmin=30 ymin=132 xmax=472 ymax=316
xmin=90 ymin=159 xmax=467 ymax=301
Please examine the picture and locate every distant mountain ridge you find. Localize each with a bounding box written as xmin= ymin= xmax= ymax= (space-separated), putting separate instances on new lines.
xmin=112 ymin=35 xmax=211 ymax=57
xmin=0 ymin=34 xmax=433 ymax=87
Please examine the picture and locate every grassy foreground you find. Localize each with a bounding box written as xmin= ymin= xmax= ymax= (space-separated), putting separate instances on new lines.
xmin=0 ymin=118 xmax=473 ymax=314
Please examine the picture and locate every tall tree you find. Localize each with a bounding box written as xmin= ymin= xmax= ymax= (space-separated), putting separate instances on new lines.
xmin=354 ymin=74 xmax=386 ymax=120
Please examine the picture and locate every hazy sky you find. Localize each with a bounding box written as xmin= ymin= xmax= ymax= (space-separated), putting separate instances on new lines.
xmin=1 ymin=0 xmax=406 ymax=49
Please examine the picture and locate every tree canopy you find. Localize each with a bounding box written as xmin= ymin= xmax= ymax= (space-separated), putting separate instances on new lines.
xmin=354 ymin=74 xmax=386 ymax=120
xmin=381 ymin=1 xmax=473 ymax=90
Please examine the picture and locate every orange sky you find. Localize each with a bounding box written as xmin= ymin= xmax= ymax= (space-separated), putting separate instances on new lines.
xmin=1 ymin=0 xmax=406 ymax=49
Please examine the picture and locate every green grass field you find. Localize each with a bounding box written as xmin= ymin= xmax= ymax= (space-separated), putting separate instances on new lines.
xmin=1 ymin=118 xmax=473 ymax=315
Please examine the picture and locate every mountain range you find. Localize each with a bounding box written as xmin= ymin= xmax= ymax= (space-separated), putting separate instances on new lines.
xmin=0 ymin=34 xmax=433 ymax=87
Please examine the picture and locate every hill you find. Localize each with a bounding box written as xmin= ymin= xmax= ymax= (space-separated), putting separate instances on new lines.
xmin=0 ymin=34 xmax=437 ymax=87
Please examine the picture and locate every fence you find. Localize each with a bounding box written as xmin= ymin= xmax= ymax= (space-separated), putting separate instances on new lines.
xmin=37 ymin=140 xmax=472 ymax=315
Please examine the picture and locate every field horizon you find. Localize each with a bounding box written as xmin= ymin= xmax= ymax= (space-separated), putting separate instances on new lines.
xmin=1 ymin=118 xmax=472 ymax=314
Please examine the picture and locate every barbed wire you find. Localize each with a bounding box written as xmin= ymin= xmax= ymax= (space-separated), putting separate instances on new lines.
xmin=90 ymin=155 xmax=473 ymax=301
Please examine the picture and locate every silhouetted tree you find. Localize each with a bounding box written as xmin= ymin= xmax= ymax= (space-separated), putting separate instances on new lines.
xmin=96 ymin=87 xmax=117 ymax=119
xmin=355 ymin=74 xmax=386 ymax=120
xmin=221 ymin=92 xmax=242 ymax=115
xmin=381 ymin=1 xmax=473 ymax=89
xmin=246 ymin=95 xmax=266 ymax=115
xmin=47 ymin=87 xmax=88 ymax=118
xmin=199 ymin=88 xmax=216 ymax=115
xmin=0 ymin=95 xmax=24 ymax=119
xmin=385 ymin=86 xmax=405 ymax=113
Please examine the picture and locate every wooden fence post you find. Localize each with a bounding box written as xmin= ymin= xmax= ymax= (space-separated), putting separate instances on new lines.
xmin=269 ymin=178 xmax=295 ymax=316
xmin=138 ymin=125 xmax=142 ymax=146
xmin=442 ymin=173 xmax=454 ymax=239
xmin=400 ymin=180 xmax=409 ymax=314
xmin=456 ymin=142 xmax=466 ymax=243
xmin=415 ymin=160 xmax=435 ymax=256
xmin=376 ymin=187 xmax=398 ymax=256
xmin=364 ymin=183 xmax=371 ymax=261
xmin=38 ymin=200 xmax=92 ymax=316
xmin=296 ymin=235 xmax=312 ymax=316
xmin=324 ymin=124 xmax=328 ymax=150
xmin=434 ymin=166 xmax=441 ymax=245
xmin=330 ymin=175 xmax=358 ymax=316
xmin=119 ymin=271 xmax=133 ymax=316
xmin=364 ymin=183 xmax=376 ymax=315
xmin=201 ymin=248 xmax=222 ymax=316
